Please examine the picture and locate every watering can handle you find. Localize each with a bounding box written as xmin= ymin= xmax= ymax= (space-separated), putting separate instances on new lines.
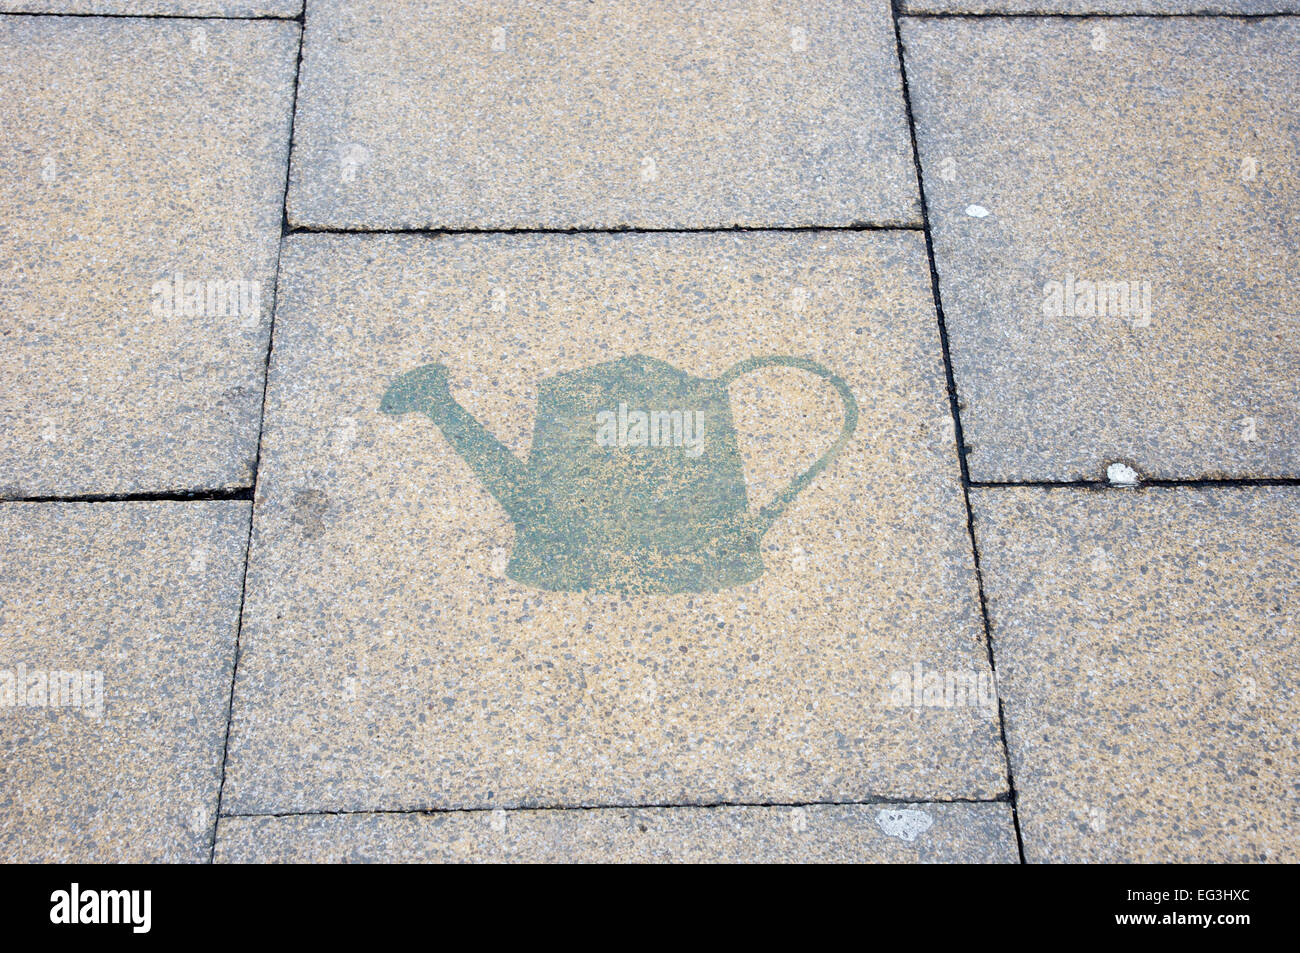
xmin=717 ymin=355 xmax=859 ymax=538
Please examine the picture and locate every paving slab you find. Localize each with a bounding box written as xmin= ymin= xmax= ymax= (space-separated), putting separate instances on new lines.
xmin=973 ymin=486 xmax=1300 ymax=863
xmin=0 ymin=501 xmax=250 ymax=862
xmin=0 ymin=2 xmax=301 ymax=14
xmin=903 ymin=1 xmax=1300 ymax=12
xmin=0 ymin=17 xmax=299 ymax=496
xmin=215 ymin=802 xmax=1017 ymax=863
xmin=223 ymin=231 xmax=1005 ymax=814
xmin=287 ymin=0 xmax=919 ymax=229
xmin=901 ymin=17 xmax=1300 ymax=482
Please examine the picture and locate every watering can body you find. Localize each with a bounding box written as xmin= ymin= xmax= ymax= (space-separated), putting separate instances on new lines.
xmin=381 ymin=353 xmax=857 ymax=594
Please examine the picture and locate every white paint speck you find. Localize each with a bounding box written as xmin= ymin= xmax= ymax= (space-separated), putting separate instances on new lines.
xmin=876 ymin=808 xmax=933 ymax=842
xmin=964 ymin=205 xmax=989 ymax=218
xmin=1106 ymin=462 xmax=1140 ymax=487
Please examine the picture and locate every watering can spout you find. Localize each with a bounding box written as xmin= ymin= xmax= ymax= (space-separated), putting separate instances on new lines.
xmin=381 ymin=362 xmax=532 ymax=525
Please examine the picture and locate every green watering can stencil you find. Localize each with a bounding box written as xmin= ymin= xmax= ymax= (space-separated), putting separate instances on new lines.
xmin=381 ymin=354 xmax=858 ymax=594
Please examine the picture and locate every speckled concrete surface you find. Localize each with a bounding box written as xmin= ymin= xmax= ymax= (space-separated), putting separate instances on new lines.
xmin=0 ymin=2 xmax=301 ymax=13
xmin=973 ymin=487 xmax=1300 ymax=863
xmin=0 ymin=17 xmax=298 ymax=496
xmin=222 ymin=231 xmax=1006 ymax=815
xmin=903 ymin=1 xmax=1300 ymax=12
xmin=286 ymin=0 xmax=919 ymax=229
xmin=0 ymin=502 xmax=249 ymax=862
xmin=901 ymin=17 xmax=1300 ymax=481
xmin=5 ymin=0 xmax=1295 ymax=869
xmin=215 ymin=802 xmax=1018 ymax=863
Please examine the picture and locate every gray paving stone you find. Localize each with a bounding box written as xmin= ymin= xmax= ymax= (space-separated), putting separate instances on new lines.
xmin=973 ymin=486 xmax=1300 ymax=863
xmin=223 ymin=231 xmax=1005 ymax=815
xmin=0 ymin=17 xmax=299 ymax=496
xmin=903 ymin=1 xmax=1300 ymax=12
xmin=287 ymin=0 xmax=919 ymax=229
xmin=216 ymin=801 xmax=1018 ymax=862
xmin=0 ymin=501 xmax=250 ymax=863
xmin=0 ymin=2 xmax=301 ymax=13
xmin=901 ymin=17 xmax=1300 ymax=481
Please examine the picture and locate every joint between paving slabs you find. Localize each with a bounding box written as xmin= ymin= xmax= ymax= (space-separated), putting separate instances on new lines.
xmin=0 ymin=488 xmax=253 ymax=504
xmin=208 ymin=15 xmax=306 ymax=864
xmin=284 ymin=223 xmax=927 ymax=237
xmin=970 ymin=478 xmax=1300 ymax=489
xmin=0 ymin=11 xmax=301 ymax=22
xmin=218 ymin=793 xmax=1016 ymax=824
xmin=900 ymin=11 xmax=1300 ymax=21
xmin=890 ymin=0 xmax=1028 ymax=863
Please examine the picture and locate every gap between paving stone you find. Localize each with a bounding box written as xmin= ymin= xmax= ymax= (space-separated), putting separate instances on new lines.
xmin=54 ymin=470 xmax=1300 ymax=503
xmin=209 ymin=499 xmax=257 ymax=861
xmin=971 ymin=478 xmax=1300 ymax=489
xmin=901 ymin=11 xmax=1300 ymax=17
xmin=287 ymin=224 xmax=928 ymax=236
xmin=888 ymin=0 xmax=1026 ymax=863
xmin=207 ymin=15 xmax=306 ymax=864
xmin=214 ymin=800 xmax=1019 ymax=862
xmin=220 ymin=796 xmax=1013 ymax=821
xmin=1 ymin=489 xmax=254 ymax=504
xmin=1 ymin=11 xmax=1293 ymax=25
xmin=0 ymin=11 xmax=298 ymax=18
